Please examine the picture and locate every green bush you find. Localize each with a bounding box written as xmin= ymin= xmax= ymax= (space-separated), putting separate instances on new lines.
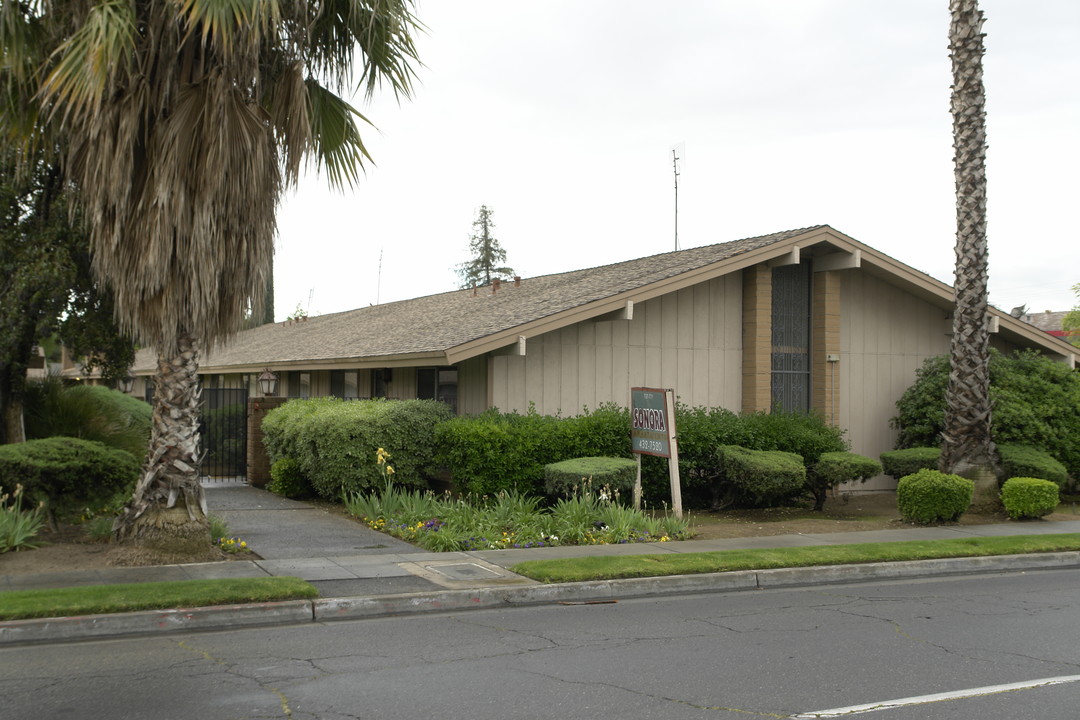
xmin=0 ymin=437 xmax=139 ymax=519
xmin=544 ymin=457 xmax=638 ymax=498
xmin=1000 ymin=477 xmax=1059 ymax=520
xmin=263 ymin=398 xmax=452 ymax=499
xmin=436 ymin=406 xmax=631 ymax=497
xmin=267 ymin=457 xmax=311 ymax=498
xmin=639 ymin=406 xmax=846 ymax=508
xmin=997 ymin=444 xmax=1068 ymax=488
xmin=880 ymin=447 xmax=940 ymax=480
xmin=896 ymin=468 xmax=974 ymax=524
xmin=807 ymin=452 xmax=883 ymax=510
xmin=715 ymin=445 xmax=806 ymax=505
xmin=892 ymin=350 xmax=1080 ymax=478
xmin=23 ymin=379 xmax=151 ymax=461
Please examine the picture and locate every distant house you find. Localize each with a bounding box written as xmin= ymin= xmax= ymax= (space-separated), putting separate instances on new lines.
xmin=1020 ymin=309 xmax=1079 ymax=343
xmin=131 ymin=225 xmax=1076 ymax=490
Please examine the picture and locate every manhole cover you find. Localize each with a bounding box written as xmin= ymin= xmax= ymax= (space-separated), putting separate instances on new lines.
xmin=425 ymin=563 xmax=503 ymax=581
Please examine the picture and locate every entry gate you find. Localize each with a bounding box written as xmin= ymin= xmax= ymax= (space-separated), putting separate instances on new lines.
xmin=200 ymin=388 xmax=249 ymax=479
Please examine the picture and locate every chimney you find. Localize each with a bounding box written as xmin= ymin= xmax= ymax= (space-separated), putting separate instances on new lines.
xmin=514 ymin=276 xmax=521 ymax=287
xmin=492 ymin=278 xmax=501 ymax=294
xmin=472 ymin=285 xmax=477 ymax=297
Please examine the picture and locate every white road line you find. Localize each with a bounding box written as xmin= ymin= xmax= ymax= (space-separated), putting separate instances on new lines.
xmin=792 ymin=675 xmax=1080 ymax=718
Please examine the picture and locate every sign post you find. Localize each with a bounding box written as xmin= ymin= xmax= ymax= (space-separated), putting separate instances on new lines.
xmin=630 ymin=387 xmax=683 ymax=519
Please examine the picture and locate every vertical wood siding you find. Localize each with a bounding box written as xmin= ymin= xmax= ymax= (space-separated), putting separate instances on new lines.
xmin=490 ymin=275 xmax=743 ymax=414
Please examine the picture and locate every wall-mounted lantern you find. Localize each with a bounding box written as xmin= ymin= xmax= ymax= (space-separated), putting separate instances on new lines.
xmin=118 ymin=375 xmax=135 ymax=394
xmin=258 ymin=368 xmax=279 ymax=397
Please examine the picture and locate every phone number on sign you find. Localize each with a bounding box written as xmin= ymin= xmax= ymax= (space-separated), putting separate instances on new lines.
xmin=636 ymin=439 xmax=666 ymax=453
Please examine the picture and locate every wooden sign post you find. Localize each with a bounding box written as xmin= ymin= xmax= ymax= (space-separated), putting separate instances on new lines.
xmin=630 ymin=387 xmax=683 ymax=519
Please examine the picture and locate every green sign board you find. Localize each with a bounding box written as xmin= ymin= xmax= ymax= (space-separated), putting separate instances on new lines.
xmin=630 ymin=387 xmax=671 ymax=457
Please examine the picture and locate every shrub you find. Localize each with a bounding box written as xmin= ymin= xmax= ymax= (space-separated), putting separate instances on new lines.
xmin=544 ymin=457 xmax=637 ymax=498
xmin=997 ymin=444 xmax=1068 ymax=488
xmin=639 ymin=406 xmax=846 ymax=508
xmin=436 ymin=406 xmax=631 ymax=497
xmin=0 ymin=483 xmax=45 ymax=552
xmin=1000 ymin=477 xmax=1059 ymax=520
xmin=807 ymin=452 xmax=883 ymax=510
xmin=263 ymin=398 xmax=452 ymax=499
xmin=896 ymin=468 xmax=973 ymax=524
xmin=880 ymin=447 xmax=940 ymax=480
xmin=0 ymin=437 xmax=139 ymax=519
xmin=23 ymin=379 xmax=151 ymax=461
xmin=892 ymin=350 xmax=1080 ymax=478
xmin=267 ymin=457 xmax=311 ymax=498
xmin=715 ymin=445 xmax=806 ymax=506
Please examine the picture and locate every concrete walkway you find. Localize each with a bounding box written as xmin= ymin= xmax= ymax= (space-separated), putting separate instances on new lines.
xmin=3 ymin=481 xmax=1079 ymax=645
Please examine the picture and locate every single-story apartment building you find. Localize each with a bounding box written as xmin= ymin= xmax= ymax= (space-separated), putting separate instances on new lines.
xmin=130 ymin=225 xmax=1076 ymax=490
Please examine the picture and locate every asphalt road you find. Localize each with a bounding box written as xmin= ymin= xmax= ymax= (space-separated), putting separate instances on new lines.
xmin=3 ymin=569 xmax=1079 ymax=719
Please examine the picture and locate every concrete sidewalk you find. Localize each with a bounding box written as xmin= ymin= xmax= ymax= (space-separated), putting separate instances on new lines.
xmin=2 ymin=481 xmax=1079 ymax=645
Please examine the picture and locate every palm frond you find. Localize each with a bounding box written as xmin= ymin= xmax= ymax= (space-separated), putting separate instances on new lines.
xmin=303 ymin=78 xmax=371 ymax=189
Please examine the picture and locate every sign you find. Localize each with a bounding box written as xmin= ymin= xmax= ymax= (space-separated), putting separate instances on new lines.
xmin=630 ymin=387 xmax=671 ymax=457
xmin=629 ymin=386 xmax=682 ymax=519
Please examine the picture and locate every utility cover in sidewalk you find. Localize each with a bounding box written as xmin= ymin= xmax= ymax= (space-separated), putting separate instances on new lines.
xmin=424 ymin=563 xmax=502 ymax=581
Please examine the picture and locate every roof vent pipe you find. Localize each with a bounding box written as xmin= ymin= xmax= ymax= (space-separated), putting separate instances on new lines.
xmin=514 ymin=276 xmax=521 ymax=287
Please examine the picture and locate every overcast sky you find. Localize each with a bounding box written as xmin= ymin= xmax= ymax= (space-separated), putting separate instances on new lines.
xmin=274 ymin=0 xmax=1078 ymax=322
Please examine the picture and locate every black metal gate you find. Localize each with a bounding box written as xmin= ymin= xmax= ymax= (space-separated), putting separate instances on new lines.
xmin=200 ymin=388 xmax=249 ymax=479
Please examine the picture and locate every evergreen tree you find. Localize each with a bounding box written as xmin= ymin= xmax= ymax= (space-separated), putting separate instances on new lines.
xmin=457 ymin=205 xmax=515 ymax=288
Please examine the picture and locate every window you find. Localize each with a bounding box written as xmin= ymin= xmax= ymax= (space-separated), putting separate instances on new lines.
xmin=771 ymin=263 xmax=811 ymax=413
xmin=330 ymin=370 xmax=360 ymax=398
xmin=372 ymin=368 xmax=392 ymax=399
xmin=417 ymin=367 xmax=458 ymax=413
xmin=287 ymin=371 xmax=311 ymax=398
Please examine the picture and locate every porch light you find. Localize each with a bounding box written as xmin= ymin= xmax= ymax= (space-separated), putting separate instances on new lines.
xmin=258 ymin=368 xmax=279 ymax=397
xmin=118 ymin=375 xmax=134 ymax=394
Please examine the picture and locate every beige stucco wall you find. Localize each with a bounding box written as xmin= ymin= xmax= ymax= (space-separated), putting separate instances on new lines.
xmin=839 ymin=271 xmax=952 ymax=490
xmin=489 ymin=274 xmax=744 ymax=414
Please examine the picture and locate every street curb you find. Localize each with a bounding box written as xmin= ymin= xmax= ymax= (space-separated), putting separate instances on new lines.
xmin=0 ymin=600 xmax=313 ymax=646
xmin=3 ymin=552 xmax=1078 ymax=645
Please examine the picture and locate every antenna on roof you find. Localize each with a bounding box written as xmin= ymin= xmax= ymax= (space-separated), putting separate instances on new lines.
xmin=307 ymin=288 xmax=314 ymax=315
xmin=671 ymin=142 xmax=685 ymax=251
xmin=376 ymin=247 xmax=383 ymax=305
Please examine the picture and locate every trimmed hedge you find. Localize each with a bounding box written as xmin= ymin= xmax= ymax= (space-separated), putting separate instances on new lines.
xmin=807 ymin=451 xmax=882 ymax=510
xmin=716 ymin=445 xmax=806 ymax=505
xmin=998 ymin=444 xmax=1068 ymax=488
xmin=1000 ymin=477 xmax=1059 ymax=520
xmin=544 ymin=457 xmax=637 ymax=498
xmin=435 ymin=405 xmax=630 ymax=496
xmin=262 ymin=398 xmax=453 ymax=499
xmin=896 ymin=468 xmax=973 ymax=524
xmin=0 ymin=437 xmax=139 ymax=518
xmin=880 ymin=447 xmax=940 ymax=480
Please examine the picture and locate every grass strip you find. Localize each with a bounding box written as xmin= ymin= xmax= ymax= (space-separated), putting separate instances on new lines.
xmin=511 ymin=534 xmax=1080 ymax=583
xmin=0 ymin=577 xmax=318 ymax=621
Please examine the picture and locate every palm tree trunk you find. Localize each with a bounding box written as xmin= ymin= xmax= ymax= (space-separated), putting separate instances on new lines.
xmin=940 ymin=0 xmax=1000 ymax=504
xmin=113 ymin=331 xmax=214 ymax=559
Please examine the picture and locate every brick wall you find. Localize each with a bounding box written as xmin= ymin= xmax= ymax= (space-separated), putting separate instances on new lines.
xmin=246 ymin=396 xmax=288 ymax=487
xmin=741 ymin=264 xmax=772 ymax=413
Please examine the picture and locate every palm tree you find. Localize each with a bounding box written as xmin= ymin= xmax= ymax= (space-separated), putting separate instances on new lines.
xmin=1 ymin=1 xmax=420 ymax=556
xmin=939 ymin=0 xmax=1000 ymax=501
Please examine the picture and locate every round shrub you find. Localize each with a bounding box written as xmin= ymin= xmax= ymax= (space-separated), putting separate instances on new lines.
xmin=896 ymin=468 xmax=974 ymax=524
xmin=0 ymin=436 xmax=139 ymax=518
xmin=24 ymin=380 xmax=151 ymax=461
xmin=1000 ymin=477 xmax=1059 ymax=520
xmin=267 ymin=457 xmax=311 ymax=498
xmin=544 ymin=457 xmax=637 ymax=498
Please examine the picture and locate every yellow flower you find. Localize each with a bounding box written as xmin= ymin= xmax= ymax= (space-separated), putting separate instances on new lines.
xmin=240 ymin=541 xmax=247 ymax=548
xmin=385 ymin=465 xmax=395 ymax=475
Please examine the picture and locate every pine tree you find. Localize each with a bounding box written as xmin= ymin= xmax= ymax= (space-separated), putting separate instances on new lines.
xmin=457 ymin=205 xmax=515 ymax=288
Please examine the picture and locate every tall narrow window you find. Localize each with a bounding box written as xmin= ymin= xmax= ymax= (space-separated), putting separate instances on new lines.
xmin=330 ymin=370 xmax=360 ymax=398
xmin=771 ymin=263 xmax=811 ymax=413
xmin=417 ymin=367 xmax=458 ymax=413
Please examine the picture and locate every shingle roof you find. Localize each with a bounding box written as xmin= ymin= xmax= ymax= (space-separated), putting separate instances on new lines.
xmin=134 ymin=225 xmax=824 ymax=371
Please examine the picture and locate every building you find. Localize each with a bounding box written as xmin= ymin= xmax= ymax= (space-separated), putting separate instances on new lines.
xmin=131 ymin=225 xmax=1076 ymax=489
